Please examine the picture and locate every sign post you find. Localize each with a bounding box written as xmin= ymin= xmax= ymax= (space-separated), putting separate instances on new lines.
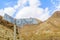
xmin=4 ymin=14 xmax=17 ymax=40
xmin=14 ymin=25 xmax=16 ymax=40
xmin=4 ymin=14 xmax=39 ymax=40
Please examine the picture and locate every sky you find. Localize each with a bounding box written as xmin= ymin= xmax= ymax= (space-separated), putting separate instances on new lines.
xmin=0 ymin=0 xmax=60 ymax=21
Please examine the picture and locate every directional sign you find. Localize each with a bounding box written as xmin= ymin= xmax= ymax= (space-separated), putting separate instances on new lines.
xmin=4 ymin=14 xmax=15 ymax=24
xmin=16 ymin=19 xmax=23 ymax=27
xmin=16 ymin=18 xmax=38 ymax=27
xmin=31 ymin=18 xmax=38 ymax=24
xmin=4 ymin=14 xmax=39 ymax=40
xmin=4 ymin=14 xmax=39 ymax=27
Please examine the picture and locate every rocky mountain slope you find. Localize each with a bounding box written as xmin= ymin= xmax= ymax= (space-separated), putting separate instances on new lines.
xmin=0 ymin=11 xmax=60 ymax=40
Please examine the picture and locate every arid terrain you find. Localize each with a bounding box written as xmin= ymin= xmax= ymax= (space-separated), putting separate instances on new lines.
xmin=0 ymin=11 xmax=60 ymax=40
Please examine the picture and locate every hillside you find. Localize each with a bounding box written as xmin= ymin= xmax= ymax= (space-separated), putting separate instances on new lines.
xmin=0 ymin=16 xmax=42 ymax=40
xmin=0 ymin=11 xmax=60 ymax=40
xmin=0 ymin=24 xmax=13 ymax=40
xmin=18 ymin=11 xmax=60 ymax=40
xmin=47 ymin=11 xmax=60 ymax=28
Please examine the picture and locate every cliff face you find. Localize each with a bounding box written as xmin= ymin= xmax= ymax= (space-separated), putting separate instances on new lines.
xmin=0 ymin=11 xmax=60 ymax=40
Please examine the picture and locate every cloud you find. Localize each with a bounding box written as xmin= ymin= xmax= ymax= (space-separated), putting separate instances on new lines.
xmin=39 ymin=8 xmax=50 ymax=21
xmin=15 ymin=0 xmax=50 ymax=21
xmin=15 ymin=7 xmax=50 ymax=21
xmin=15 ymin=7 xmax=43 ymax=18
xmin=56 ymin=6 xmax=60 ymax=9
xmin=29 ymin=0 xmax=41 ymax=7
xmin=51 ymin=0 xmax=60 ymax=9
xmin=14 ymin=0 xmax=28 ymax=9
xmin=0 ymin=9 xmax=4 ymax=16
xmin=0 ymin=7 xmax=16 ymax=17
xmin=48 ymin=0 xmax=60 ymax=17
xmin=0 ymin=0 xmax=51 ymax=22
xmin=14 ymin=0 xmax=41 ymax=9
xmin=56 ymin=3 xmax=60 ymax=9
xmin=4 ymin=7 xmax=16 ymax=16
xmin=0 ymin=0 xmax=27 ymax=17
xmin=50 ymin=0 xmax=60 ymax=17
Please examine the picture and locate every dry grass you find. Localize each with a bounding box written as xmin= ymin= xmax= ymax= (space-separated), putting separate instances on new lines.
xmin=0 ymin=11 xmax=60 ymax=40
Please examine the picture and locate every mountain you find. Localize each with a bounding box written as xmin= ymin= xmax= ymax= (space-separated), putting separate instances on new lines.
xmin=49 ymin=11 xmax=60 ymax=18
xmin=0 ymin=16 xmax=42 ymax=40
xmin=47 ymin=11 xmax=60 ymax=28
xmin=18 ymin=11 xmax=60 ymax=40
xmin=0 ymin=16 xmax=14 ymax=30
xmin=0 ymin=11 xmax=60 ymax=40
xmin=0 ymin=16 xmax=14 ymax=40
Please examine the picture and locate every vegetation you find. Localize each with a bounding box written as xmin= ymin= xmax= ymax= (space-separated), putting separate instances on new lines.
xmin=0 ymin=11 xmax=60 ymax=40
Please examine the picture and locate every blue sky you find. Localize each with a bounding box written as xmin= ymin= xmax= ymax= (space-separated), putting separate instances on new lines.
xmin=40 ymin=0 xmax=54 ymax=9
xmin=0 ymin=0 xmax=17 ymax=9
xmin=0 ymin=0 xmax=58 ymax=9
xmin=0 ymin=0 xmax=60 ymax=21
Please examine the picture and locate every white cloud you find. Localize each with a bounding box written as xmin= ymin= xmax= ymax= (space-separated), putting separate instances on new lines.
xmin=15 ymin=7 xmax=50 ymax=21
xmin=0 ymin=0 xmax=50 ymax=22
xmin=29 ymin=0 xmax=41 ymax=7
xmin=15 ymin=0 xmax=50 ymax=21
xmin=0 ymin=7 xmax=16 ymax=17
xmin=14 ymin=0 xmax=28 ymax=9
xmin=15 ymin=7 xmax=44 ymax=18
xmin=4 ymin=7 xmax=16 ymax=16
xmin=14 ymin=0 xmax=41 ymax=9
xmin=50 ymin=0 xmax=60 ymax=17
xmin=39 ymin=8 xmax=50 ymax=21
xmin=51 ymin=0 xmax=60 ymax=9
xmin=0 ymin=9 xmax=4 ymax=16
xmin=0 ymin=0 xmax=27 ymax=17
xmin=56 ymin=2 xmax=60 ymax=9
